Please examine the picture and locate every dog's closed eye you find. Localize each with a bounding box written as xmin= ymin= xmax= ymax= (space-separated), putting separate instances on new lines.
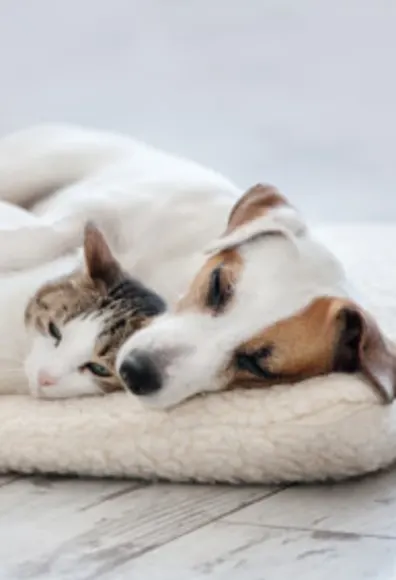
xmin=235 ymin=347 xmax=282 ymax=380
xmin=206 ymin=266 xmax=234 ymax=314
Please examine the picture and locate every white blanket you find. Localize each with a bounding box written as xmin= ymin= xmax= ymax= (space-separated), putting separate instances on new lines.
xmin=0 ymin=220 xmax=395 ymax=483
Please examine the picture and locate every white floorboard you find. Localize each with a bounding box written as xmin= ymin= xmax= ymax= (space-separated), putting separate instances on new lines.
xmin=0 ymin=478 xmax=273 ymax=579
xmin=226 ymin=469 xmax=396 ymax=537
xmin=109 ymin=521 xmax=396 ymax=580
xmin=1 ymin=471 xmax=396 ymax=579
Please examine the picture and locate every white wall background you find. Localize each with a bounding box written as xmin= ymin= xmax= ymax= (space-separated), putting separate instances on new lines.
xmin=0 ymin=0 xmax=395 ymax=221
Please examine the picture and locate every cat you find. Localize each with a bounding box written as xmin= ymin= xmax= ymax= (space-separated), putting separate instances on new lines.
xmin=0 ymin=222 xmax=166 ymax=399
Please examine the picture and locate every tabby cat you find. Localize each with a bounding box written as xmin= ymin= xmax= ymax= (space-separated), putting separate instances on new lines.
xmin=23 ymin=223 xmax=166 ymax=398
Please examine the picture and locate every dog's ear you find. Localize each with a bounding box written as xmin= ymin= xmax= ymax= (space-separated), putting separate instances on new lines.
xmin=226 ymin=184 xmax=290 ymax=232
xmin=330 ymin=299 xmax=396 ymax=403
xmin=83 ymin=222 xmax=123 ymax=289
xmin=207 ymin=184 xmax=306 ymax=253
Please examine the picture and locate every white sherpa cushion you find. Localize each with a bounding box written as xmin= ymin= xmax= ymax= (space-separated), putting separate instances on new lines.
xmin=1 ymin=223 xmax=396 ymax=483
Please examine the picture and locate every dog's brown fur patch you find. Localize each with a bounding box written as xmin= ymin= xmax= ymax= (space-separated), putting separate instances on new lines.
xmin=231 ymin=297 xmax=337 ymax=387
xmin=226 ymin=183 xmax=289 ymax=234
xmin=177 ymin=249 xmax=243 ymax=313
xmin=227 ymin=296 xmax=396 ymax=403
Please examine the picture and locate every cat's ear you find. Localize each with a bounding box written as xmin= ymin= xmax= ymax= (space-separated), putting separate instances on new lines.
xmin=83 ymin=222 xmax=123 ymax=289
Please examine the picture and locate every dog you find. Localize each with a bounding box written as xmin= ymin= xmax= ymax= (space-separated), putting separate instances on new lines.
xmin=0 ymin=124 xmax=394 ymax=407
xmin=117 ymin=184 xmax=396 ymax=408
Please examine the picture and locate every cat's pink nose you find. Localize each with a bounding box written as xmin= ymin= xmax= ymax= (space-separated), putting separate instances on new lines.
xmin=37 ymin=370 xmax=57 ymax=387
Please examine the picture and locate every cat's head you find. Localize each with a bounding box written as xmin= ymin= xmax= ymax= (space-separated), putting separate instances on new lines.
xmin=24 ymin=223 xmax=166 ymax=398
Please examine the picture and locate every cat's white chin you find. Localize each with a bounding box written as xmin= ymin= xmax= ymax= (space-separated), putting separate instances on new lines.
xmin=28 ymin=380 xmax=103 ymax=399
xmin=24 ymin=349 xmax=104 ymax=399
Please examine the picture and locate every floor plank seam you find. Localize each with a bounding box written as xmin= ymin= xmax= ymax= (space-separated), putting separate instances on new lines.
xmin=222 ymin=520 xmax=396 ymax=541
xmin=79 ymin=482 xmax=149 ymax=512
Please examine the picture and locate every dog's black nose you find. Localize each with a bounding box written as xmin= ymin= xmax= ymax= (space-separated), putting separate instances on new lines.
xmin=119 ymin=351 xmax=162 ymax=396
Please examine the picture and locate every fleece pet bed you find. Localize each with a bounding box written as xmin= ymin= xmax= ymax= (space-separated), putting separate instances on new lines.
xmin=0 ymin=223 xmax=396 ymax=483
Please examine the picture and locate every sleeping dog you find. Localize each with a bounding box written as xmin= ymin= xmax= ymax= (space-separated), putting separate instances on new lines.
xmin=0 ymin=124 xmax=393 ymax=407
xmin=117 ymin=183 xmax=396 ymax=408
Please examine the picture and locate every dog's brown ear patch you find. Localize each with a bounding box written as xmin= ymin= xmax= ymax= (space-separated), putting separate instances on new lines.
xmin=226 ymin=184 xmax=290 ymax=234
xmin=206 ymin=183 xmax=303 ymax=254
xmin=332 ymin=301 xmax=396 ymax=403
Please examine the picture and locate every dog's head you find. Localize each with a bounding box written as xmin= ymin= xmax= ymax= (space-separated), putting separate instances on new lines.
xmin=116 ymin=184 xmax=396 ymax=408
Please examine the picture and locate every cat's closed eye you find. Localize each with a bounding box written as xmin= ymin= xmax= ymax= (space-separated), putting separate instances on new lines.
xmin=48 ymin=321 xmax=62 ymax=345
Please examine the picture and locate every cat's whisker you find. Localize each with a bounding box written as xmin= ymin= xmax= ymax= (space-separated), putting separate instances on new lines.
xmin=1 ymin=367 xmax=24 ymax=374
xmin=0 ymin=357 xmax=24 ymax=364
xmin=0 ymin=357 xmax=24 ymax=365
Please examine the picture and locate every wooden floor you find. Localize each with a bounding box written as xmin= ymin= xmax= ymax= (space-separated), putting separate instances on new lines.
xmin=1 ymin=470 xmax=396 ymax=579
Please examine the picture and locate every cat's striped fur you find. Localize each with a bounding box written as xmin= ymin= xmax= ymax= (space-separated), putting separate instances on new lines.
xmin=24 ymin=224 xmax=166 ymax=397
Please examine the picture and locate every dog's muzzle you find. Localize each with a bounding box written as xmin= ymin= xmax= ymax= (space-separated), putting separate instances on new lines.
xmin=119 ymin=350 xmax=162 ymax=396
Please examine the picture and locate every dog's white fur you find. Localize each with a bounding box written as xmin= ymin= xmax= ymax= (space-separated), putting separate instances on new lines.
xmin=0 ymin=125 xmax=238 ymax=397
xmin=119 ymin=234 xmax=352 ymax=409
xmin=0 ymin=125 xmax=359 ymax=404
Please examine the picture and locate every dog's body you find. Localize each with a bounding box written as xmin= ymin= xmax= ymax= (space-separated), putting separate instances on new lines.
xmin=0 ymin=124 xmax=240 ymax=300
xmin=0 ymin=124 xmax=393 ymax=406
xmin=0 ymin=124 xmax=241 ymax=395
